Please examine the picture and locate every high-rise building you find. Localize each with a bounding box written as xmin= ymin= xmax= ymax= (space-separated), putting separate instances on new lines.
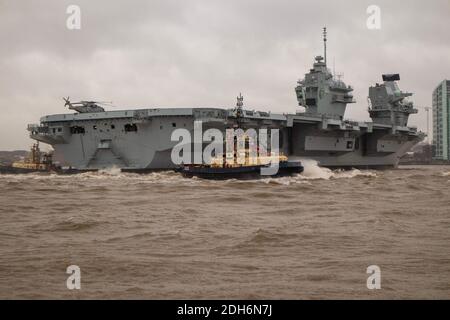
xmin=432 ymin=80 xmax=450 ymax=160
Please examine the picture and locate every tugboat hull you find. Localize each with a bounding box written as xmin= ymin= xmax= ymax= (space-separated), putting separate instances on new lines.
xmin=177 ymin=161 xmax=304 ymax=180
xmin=0 ymin=166 xmax=50 ymax=174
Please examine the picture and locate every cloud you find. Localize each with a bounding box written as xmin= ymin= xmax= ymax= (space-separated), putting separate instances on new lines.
xmin=0 ymin=0 xmax=449 ymax=149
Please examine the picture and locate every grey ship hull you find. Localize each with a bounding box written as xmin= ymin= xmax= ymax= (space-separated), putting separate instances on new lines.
xmin=28 ymin=29 xmax=424 ymax=171
xmin=28 ymin=107 xmax=423 ymax=171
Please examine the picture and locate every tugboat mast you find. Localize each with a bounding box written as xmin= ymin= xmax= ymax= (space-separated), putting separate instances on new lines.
xmin=236 ymin=92 xmax=244 ymax=109
xmin=235 ymin=92 xmax=244 ymax=118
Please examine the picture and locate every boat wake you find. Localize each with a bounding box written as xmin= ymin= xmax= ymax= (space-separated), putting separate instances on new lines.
xmin=0 ymin=161 xmax=376 ymax=186
xmin=0 ymin=169 xmax=188 ymax=185
xmin=297 ymin=159 xmax=376 ymax=180
xmin=220 ymin=160 xmax=377 ymax=186
xmin=98 ymin=166 xmax=122 ymax=176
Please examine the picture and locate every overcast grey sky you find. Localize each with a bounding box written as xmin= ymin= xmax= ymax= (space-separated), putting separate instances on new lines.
xmin=1 ymin=0 xmax=449 ymax=150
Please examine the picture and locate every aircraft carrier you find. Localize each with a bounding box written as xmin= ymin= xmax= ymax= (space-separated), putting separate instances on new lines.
xmin=27 ymin=29 xmax=425 ymax=171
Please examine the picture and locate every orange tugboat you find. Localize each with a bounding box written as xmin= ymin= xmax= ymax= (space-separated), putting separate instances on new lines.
xmin=0 ymin=143 xmax=57 ymax=174
xmin=177 ymin=149 xmax=303 ymax=180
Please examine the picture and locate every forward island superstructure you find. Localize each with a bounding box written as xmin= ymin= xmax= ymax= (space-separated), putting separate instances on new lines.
xmin=28 ymin=29 xmax=424 ymax=171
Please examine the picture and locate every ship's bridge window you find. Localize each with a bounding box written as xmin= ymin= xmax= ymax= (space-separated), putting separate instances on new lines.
xmin=70 ymin=126 xmax=85 ymax=134
xmin=124 ymin=123 xmax=138 ymax=132
xmin=355 ymin=138 xmax=360 ymax=150
xmin=305 ymin=98 xmax=316 ymax=106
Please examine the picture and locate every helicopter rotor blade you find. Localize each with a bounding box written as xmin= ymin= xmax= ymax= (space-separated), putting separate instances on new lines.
xmin=63 ymin=96 xmax=71 ymax=106
xmin=95 ymin=101 xmax=113 ymax=104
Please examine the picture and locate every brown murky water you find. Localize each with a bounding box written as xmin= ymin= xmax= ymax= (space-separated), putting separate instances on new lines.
xmin=1 ymin=163 xmax=450 ymax=299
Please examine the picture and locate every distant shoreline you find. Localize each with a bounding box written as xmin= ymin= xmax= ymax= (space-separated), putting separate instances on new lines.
xmin=0 ymin=150 xmax=28 ymax=166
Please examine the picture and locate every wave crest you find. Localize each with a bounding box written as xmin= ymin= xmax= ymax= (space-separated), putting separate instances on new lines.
xmin=300 ymin=159 xmax=377 ymax=180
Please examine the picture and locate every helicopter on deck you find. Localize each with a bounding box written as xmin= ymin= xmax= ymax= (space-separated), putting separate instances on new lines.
xmin=63 ymin=97 xmax=114 ymax=113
